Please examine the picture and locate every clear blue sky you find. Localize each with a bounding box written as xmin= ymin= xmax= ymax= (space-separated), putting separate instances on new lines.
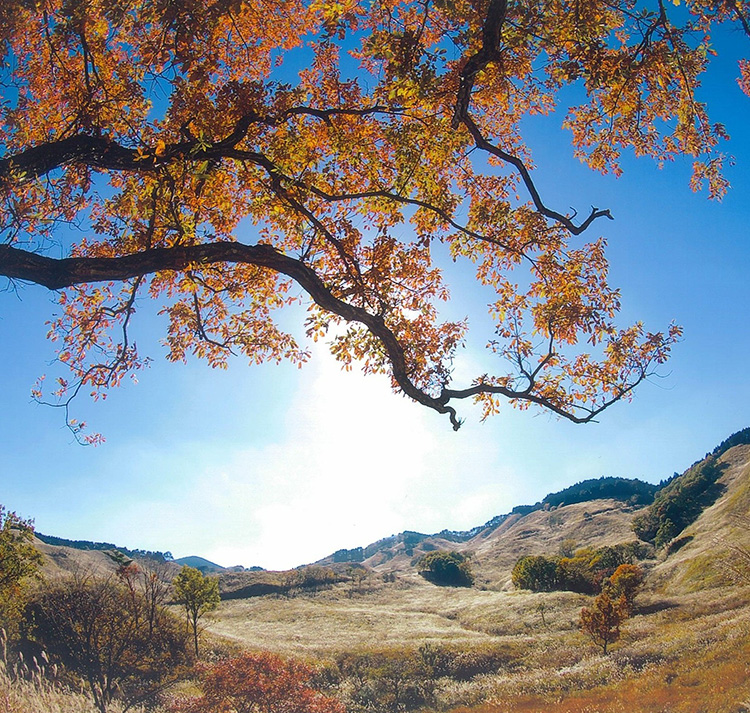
xmin=0 ymin=27 xmax=748 ymax=571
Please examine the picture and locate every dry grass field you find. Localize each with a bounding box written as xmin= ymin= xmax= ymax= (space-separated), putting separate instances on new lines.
xmin=207 ymin=577 xmax=590 ymax=656
xmin=198 ymin=445 xmax=750 ymax=711
xmin=7 ymin=444 xmax=750 ymax=712
xmin=201 ymin=574 xmax=750 ymax=710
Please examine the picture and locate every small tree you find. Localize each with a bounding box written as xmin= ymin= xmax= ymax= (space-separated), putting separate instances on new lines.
xmin=173 ymin=566 xmax=220 ymax=658
xmin=0 ymin=505 xmax=42 ymax=639
xmin=604 ymin=564 xmax=645 ymax=614
xmin=417 ymin=551 xmax=474 ymax=587
xmin=511 ymin=555 xmax=559 ymax=592
xmin=27 ymin=571 xmax=188 ymax=713
xmin=173 ymin=651 xmax=345 ymax=713
xmin=579 ymin=593 xmax=627 ymax=654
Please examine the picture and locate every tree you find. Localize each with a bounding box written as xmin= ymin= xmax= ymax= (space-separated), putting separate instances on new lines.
xmin=417 ymin=550 xmax=474 ymax=587
xmin=604 ymin=563 xmax=644 ymax=614
xmin=6 ymin=0 xmax=743 ymax=440
xmin=511 ymin=554 xmax=559 ymax=592
xmin=116 ymin=560 xmax=173 ymax=637
xmin=0 ymin=505 xmax=42 ymax=639
xmin=173 ymin=650 xmax=345 ymax=713
xmin=579 ymin=592 xmax=627 ymax=655
xmin=27 ymin=571 xmax=188 ymax=713
xmin=173 ymin=565 xmax=220 ymax=658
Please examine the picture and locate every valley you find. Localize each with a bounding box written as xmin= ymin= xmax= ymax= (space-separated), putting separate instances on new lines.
xmin=5 ymin=434 xmax=750 ymax=712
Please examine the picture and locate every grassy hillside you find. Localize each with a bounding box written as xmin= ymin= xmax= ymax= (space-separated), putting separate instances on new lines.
xmin=16 ymin=439 xmax=750 ymax=713
xmin=199 ymin=444 xmax=750 ymax=712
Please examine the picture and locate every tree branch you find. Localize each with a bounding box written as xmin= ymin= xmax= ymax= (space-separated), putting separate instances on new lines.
xmin=0 ymin=241 xmax=659 ymax=429
xmin=451 ymin=0 xmax=614 ymax=236
xmin=0 ymin=241 xmax=461 ymax=428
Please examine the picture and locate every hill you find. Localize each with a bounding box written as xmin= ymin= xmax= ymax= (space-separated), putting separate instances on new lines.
xmin=204 ymin=440 xmax=750 ymax=713
xmin=14 ymin=428 xmax=750 ymax=713
xmin=173 ymin=555 xmax=227 ymax=573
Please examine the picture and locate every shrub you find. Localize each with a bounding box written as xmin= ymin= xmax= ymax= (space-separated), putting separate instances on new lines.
xmin=26 ymin=571 xmax=188 ymax=713
xmin=511 ymin=555 xmax=559 ymax=592
xmin=417 ymin=551 xmax=474 ymax=587
xmin=173 ymin=651 xmax=345 ymax=713
xmin=336 ymin=650 xmax=434 ymax=713
xmin=513 ymin=542 xmax=650 ymax=595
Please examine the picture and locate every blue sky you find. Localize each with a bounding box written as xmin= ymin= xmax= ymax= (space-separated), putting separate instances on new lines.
xmin=0 ymin=26 xmax=748 ymax=571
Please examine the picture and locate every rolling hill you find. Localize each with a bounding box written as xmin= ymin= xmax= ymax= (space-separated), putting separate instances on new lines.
xmin=15 ymin=428 xmax=750 ymax=713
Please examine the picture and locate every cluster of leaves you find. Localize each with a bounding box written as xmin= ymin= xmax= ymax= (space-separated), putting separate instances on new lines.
xmin=34 ymin=532 xmax=173 ymax=562
xmin=632 ymin=456 xmax=727 ymax=548
xmin=512 ymin=542 xmax=651 ymax=593
xmin=416 ymin=550 xmax=474 ymax=587
xmin=1 ymin=0 xmax=733 ymax=437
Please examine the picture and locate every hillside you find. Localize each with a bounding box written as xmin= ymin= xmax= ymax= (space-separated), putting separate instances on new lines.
xmin=11 ymin=431 xmax=750 ymax=713
xmin=203 ymin=443 xmax=750 ymax=713
xmin=32 ymin=434 xmax=749 ymax=601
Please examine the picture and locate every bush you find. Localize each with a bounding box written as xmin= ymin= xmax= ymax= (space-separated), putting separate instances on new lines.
xmin=336 ymin=650 xmax=435 ymax=713
xmin=26 ymin=571 xmax=188 ymax=713
xmin=173 ymin=651 xmax=345 ymax=713
xmin=512 ymin=542 xmax=650 ymax=594
xmin=417 ymin=551 xmax=474 ymax=587
xmin=511 ymin=555 xmax=559 ymax=592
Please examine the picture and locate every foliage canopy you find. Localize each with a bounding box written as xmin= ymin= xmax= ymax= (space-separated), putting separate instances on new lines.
xmin=0 ymin=505 xmax=42 ymax=638
xmin=1 ymin=0 xmax=746 ymax=438
xmin=417 ymin=550 xmax=475 ymax=586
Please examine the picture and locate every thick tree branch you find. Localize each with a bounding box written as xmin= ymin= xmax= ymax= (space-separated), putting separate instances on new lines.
xmin=0 ymin=241 xmax=459 ymax=427
xmin=0 ymin=241 xmax=649 ymax=429
xmin=452 ymin=0 xmax=508 ymax=128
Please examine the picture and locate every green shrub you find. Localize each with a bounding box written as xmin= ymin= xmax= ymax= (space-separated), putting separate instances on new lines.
xmin=511 ymin=555 xmax=559 ymax=592
xmin=416 ymin=551 xmax=474 ymax=587
xmin=512 ymin=542 xmax=650 ymax=594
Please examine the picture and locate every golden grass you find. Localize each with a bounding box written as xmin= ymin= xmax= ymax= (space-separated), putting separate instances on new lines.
xmin=203 ymin=574 xmax=595 ymax=658
xmin=447 ymin=627 xmax=750 ymax=713
xmin=204 ymin=566 xmax=750 ymax=712
xmin=0 ymin=644 xmax=168 ymax=713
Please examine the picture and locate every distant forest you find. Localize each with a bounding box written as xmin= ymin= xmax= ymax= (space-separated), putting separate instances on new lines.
xmin=35 ymin=532 xmax=173 ymax=562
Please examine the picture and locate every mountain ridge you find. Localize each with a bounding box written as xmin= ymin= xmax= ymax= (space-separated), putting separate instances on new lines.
xmin=32 ymin=427 xmax=750 ymax=580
